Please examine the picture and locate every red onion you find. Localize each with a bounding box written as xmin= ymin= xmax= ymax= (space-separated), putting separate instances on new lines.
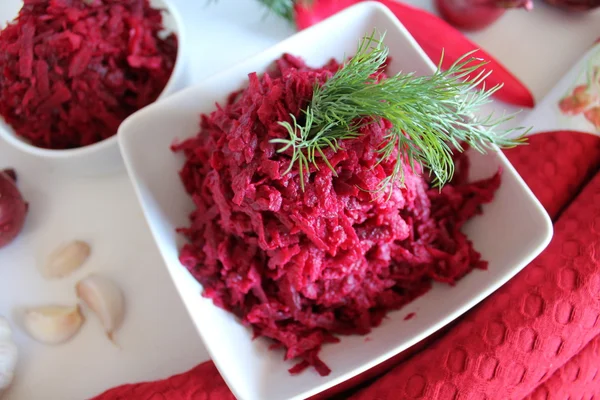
xmin=435 ymin=0 xmax=533 ymax=31
xmin=0 ymin=169 xmax=28 ymax=249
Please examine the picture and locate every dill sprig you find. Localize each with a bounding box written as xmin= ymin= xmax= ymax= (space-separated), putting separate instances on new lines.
xmin=256 ymin=0 xmax=312 ymax=22
xmin=256 ymin=0 xmax=295 ymax=21
xmin=271 ymin=32 xmax=528 ymax=191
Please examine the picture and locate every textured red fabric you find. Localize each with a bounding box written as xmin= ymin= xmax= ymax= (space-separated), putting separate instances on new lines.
xmin=503 ymin=131 xmax=600 ymax=219
xmin=523 ymin=333 xmax=600 ymax=400
xmin=92 ymin=131 xmax=600 ymax=400
xmin=91 ymin=362 xmax=233 ymax=400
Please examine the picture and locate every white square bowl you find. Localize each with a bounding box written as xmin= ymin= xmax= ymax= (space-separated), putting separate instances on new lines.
xmin=117 ymin=3 xmax=553 ymax=400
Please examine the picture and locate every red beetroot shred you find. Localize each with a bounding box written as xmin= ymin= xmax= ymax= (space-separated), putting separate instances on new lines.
xmin=0 ymin=0 xmax=177 ymax=149
xmin=173 ymin=54 xmax=501 ymax=376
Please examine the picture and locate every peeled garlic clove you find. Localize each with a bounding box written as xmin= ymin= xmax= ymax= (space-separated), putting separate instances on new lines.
xmin=23 ymin=305 xmax=84 ymax=345
xmin=0 ymin=316 xmax=18 ymax=393
xmin=76 ymin=275 xmax=124 ymax=342
xmin=0 ymin=318 xmax=12 ymax=341
xmin=43 ymin=240 xmax=91 ymax=279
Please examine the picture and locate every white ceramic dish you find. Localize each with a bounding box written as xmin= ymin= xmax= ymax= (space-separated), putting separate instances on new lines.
xmin=0 ymin=0 xmax=187 ymax=177
xmin=118 ymin=2 xmax=553 ymax=400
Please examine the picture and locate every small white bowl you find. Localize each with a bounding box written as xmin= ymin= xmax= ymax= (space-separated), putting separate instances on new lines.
xmin=0 ymin=0 xmax=187 ymax=176
xmin=118 ymin=3 xmax=553 ymax=400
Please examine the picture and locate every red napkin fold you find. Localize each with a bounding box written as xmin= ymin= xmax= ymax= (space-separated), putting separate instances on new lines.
xmin=524 ymin=333 xmax=600 ymax=400
xmin=294 ymin=0 xmax=535 ymax=108
xmin=92 ymin=130 xmax=600 ymax=400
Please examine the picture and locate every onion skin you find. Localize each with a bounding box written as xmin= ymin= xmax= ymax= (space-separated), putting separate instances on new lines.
xmin=0 ymin=169 xmax=28 ymax=249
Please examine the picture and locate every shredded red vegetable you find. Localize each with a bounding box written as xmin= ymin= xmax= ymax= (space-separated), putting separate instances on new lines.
xmin=173 ymin=55 xmax=500 ymax=376
xmin=0 ymin=0 xmax=177 ymax=149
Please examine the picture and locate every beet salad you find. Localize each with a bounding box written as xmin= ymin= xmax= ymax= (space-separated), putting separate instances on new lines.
xmin=172 ymin=35 xmax=521 ymax=376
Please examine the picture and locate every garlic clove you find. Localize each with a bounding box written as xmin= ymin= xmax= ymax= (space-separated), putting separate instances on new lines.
xmin=0 ymin=317 xmax=12 ymax=340
xmin=42 ymin=240 xmax=91 ymax=279
xmin=76 ymin=275 xmax=124 ymax=342
xmin=0 ymin=341 xmax=17 ymax=392
xmin=23 ymin=305 xmax=84 ymax=345
xmin=0 ymin=316 xmax=18 ymax=393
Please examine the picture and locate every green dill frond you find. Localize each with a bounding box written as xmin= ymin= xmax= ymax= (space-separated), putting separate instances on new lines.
xmin=256 ymin=0 xmax=302 ymax=23
xmin=272 ymin=31 xmax=528 ymax=191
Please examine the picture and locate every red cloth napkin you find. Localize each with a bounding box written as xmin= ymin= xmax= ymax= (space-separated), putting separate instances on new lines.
xmin=524 ymin=333 xmax=600 ymax=400
xmin=92 ymin=130 xmax=600 ymax=400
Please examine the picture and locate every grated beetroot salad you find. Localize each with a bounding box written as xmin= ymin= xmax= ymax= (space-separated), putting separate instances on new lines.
xmin=173 ymin=55 xmax=500 ymax=376
xmin=0 ymin=0 xmax=177 ymax=149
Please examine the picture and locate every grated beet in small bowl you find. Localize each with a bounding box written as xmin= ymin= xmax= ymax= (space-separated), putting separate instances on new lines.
xmin=0 ymin=0 xmax=187 ymax=176
xmin=118 ymin=3 xmax=552 ymax=400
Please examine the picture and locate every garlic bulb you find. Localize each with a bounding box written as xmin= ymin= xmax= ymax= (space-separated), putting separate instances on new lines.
xmin=42 ymin=240 xmax=91 ymax=279
xmin=23 ymin=305 xmax=84 ymax=345
xmin=76 ymin=275 xmax=125 ymax=342
xmin=0 ymin=316 xmax=18 ymax=394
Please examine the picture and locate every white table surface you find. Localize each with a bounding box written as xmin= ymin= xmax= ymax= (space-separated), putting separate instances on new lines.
xmin=0 ymin=1 xmax=598 ymax=399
